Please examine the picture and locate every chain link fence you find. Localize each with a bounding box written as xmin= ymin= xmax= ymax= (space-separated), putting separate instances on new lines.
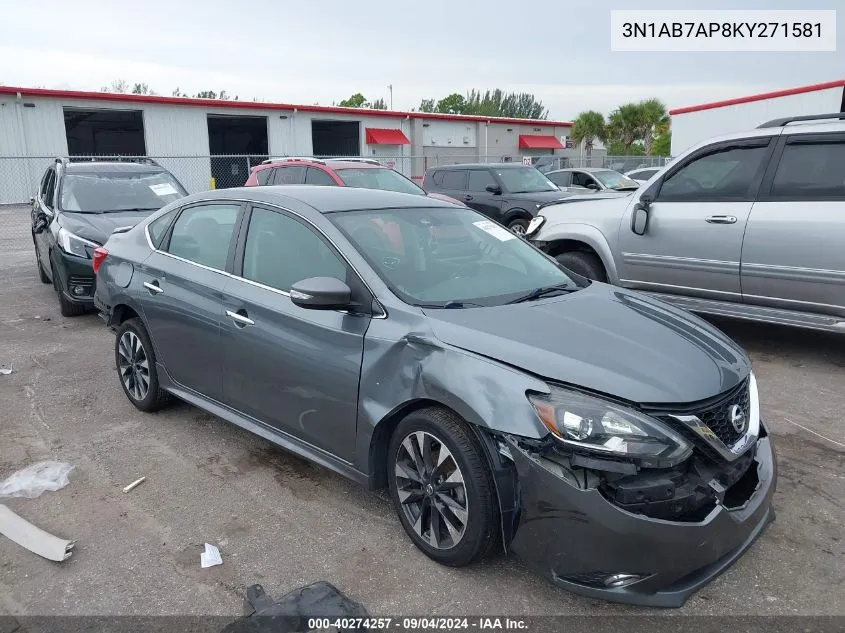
xmin=0 ymin=154 xmax=673 ymax=204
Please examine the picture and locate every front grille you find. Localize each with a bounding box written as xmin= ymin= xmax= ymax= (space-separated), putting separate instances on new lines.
xmin=691 ymin=379 xmax=750 ymax=447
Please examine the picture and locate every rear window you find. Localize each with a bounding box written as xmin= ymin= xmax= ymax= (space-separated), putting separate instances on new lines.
xmin=60 ymin=171 xmax=187 ymax=213
xmin=335 ymin=168 xmax=424 ymax=195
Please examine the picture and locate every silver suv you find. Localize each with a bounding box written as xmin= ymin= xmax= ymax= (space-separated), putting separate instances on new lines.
xmin=528 ymin=112 xmax=845 ymax=334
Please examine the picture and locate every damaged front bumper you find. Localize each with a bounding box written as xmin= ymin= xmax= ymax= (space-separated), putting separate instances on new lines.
xmin=505 ymin=425 xmax=777 ymax=608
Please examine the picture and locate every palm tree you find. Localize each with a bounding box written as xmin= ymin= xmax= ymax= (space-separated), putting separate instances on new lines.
xmin=638 ymin=99 xmax=669 ymax=157
xmin=606 ymin=104 xmax=642 ymax=154
xmin=571 ymin=111 xmax=606 ymax=157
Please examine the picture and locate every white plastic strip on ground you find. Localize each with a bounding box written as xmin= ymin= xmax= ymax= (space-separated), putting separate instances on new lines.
xmin=0 ymin=504 xmax=75 ymax=561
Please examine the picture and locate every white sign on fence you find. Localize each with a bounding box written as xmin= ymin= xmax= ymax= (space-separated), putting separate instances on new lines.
xmin=522 ymin=156 xmax=532 ymax=166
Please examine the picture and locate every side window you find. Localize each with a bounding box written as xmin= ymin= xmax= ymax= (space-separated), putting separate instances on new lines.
xmin=658 ymin=143 xmax=769 ymax=202
xmin=272 ymin=166 xmax=305 ymax=185
xmin=431 ymin=171 xmax=445 ymax=187
xmin=548 ymin=171 xmax=571 ymax=187
xmin=305 ymin=167 xmax=338 ymax=186
xmin=571 ymin=172 xmax=596 ymax=188
xmin=41 ymin=169 xmax=57 ymax=209
xmin=255 ymin=168 xmax=272 ymax=186
xmin=468 ymin=170 xmax=498 ymax=192
xmin=769 ymin=137 xmax=845 ymax=200
xmin=147 ymin=208 xmax=179 ymax=248
xmin=242 ymin=207 xmax=346 ymax=292
xmin=440 ymin=170 xmax=468 ymax=190
xmin=166 ymin=204 xmax=241 ymax=270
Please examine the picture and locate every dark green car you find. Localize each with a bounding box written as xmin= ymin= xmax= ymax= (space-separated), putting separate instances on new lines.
xmin=31 ymin=158 xmax=188 ymax=316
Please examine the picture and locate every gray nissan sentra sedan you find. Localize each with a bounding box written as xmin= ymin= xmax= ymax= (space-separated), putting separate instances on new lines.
xmin=93 ymin=186 xmax=776 ymax=607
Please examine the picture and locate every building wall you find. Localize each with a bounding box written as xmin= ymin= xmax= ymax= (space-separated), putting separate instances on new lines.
xmin=670 ymin=86 xmax=845 ymax=156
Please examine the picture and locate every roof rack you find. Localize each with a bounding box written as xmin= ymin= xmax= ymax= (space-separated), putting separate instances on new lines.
xmin=757 ymin=112 xmax=845 ymax=128
xmin=60 ymin=156 xmax=164 ymax=168
xmin=261 ymin=156 xmax=325 ymax=165
xmin=324 ymin=157 xmax=381 ymax=165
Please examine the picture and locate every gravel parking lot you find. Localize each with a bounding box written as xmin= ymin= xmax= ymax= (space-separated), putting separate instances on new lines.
xmin=1 ymin=202 xmax=843 ymax=618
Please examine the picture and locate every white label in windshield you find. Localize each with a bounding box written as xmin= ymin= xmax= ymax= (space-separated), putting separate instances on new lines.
xmin=473 ymin=220 xmax=515 ymax=241
xmin=149 ymin=183 xmax=178 ymax=197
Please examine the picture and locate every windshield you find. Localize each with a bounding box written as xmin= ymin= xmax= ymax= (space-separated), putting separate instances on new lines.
xmin=593 ymin=170 xmax=640 ymax=190
xmin=336 ymin=168 xmax=425 ymax=195
xmin=494 ymin=167 xmax=558 ymax=193
xmin=330 ymin=206 xmax=583 ymax=307
xmin=60 ymin=171 xmax=187 ymax=213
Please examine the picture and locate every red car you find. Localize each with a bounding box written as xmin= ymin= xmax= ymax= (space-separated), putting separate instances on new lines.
xmin=244 ymin=157 xmax=464 ymax=206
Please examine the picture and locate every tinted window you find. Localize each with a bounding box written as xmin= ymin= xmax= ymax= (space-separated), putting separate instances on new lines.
xmin=468 ymin=170 xmax=497 ymax=192
xmin=331 ymin=207 xmax=581 ymax=307
xmin=42 ymin=170 xmax=57 ymax=209
xmin=255 ymin=168 xmax=272 ymax=186
xmin=242 ymin=207 xmax=346 ymax=292
xmin=167 ymin=204 xmax=240 ymax=270
xmin=272 ymin=166 xmax=304 ymax=184
xmin=547 ymin=171 xmax=571 ymax=187
xmin=571 ymin=172 xmax=596 ymax=188
xmin=658 ymin=144 xmax=768 ymax=201
xmin=335 ymin=168 xmax=423 ymax=194
xmin=631 ymin=168 xmax=658 ymax=180
xmin=494 ymin=167 xmax=558 ymax=193
xmin=769 ymin=139 xmax=845 ymax=200
xmin=305 ymin=167 xmax=338 ymax=186
xmin=147 ymin=208 xmax=178 ymax=248
xmin=438 ymin=170 xmax=468 ymax=190
xmin=60 ymin=171 xmax=186 ymax=212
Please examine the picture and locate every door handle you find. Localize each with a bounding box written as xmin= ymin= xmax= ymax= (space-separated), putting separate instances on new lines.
xmin=705 ymin=215 xmax=738 ymax=224
xmin=226 ymin=310 xmax=254 ymax=327
xmin=143 ymin=281 xmax=164 ymax=294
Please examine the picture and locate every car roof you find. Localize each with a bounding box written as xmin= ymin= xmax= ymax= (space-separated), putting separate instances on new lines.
xmin=427 ymin=163 xmax=527 ymax=172
xmin=549 ymin=167 xmax=613 ymax=174
xmin=258 ymin=158 xmax=385 ymax=171
xmin=178 ymin=185 xmax=452 ymax=217
xmin=63 ymin=162 xmax=165 ymax=174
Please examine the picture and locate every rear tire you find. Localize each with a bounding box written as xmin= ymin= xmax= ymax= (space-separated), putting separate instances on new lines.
xmin=114 ymin=318 xmax=172 ymax=412
xmin=556 ymin=250 xmax=607 ymax=282
xmin=387 ymin=407 xmax=500 ymax=567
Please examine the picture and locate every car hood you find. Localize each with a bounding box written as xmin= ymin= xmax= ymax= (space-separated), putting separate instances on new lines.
xmin=422 ymin=283 xmax=750 ymax=405
xmin=59 ymin=210 xmax=160 ymax=245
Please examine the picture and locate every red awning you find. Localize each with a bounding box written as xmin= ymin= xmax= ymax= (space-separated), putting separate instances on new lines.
xmin=518 ymin=134 xmax=564 ymax=149
xmin=365 ymin=128 xmax=411 ymax=145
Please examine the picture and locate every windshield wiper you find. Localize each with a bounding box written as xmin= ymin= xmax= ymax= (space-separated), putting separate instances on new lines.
xmin=102 ymin=207 xmax=162 ymax=213
xmin=507 ymin=284 xmax=574 ymax=304
xmin=417 ymin=301 xmax=484 ymax=309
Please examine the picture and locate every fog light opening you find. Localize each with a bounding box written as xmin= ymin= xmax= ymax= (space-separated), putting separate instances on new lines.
xmin=604 ymin=573 xmax=643 ymax=588
xmin=72 ymin=285 xmax=87 ymax=296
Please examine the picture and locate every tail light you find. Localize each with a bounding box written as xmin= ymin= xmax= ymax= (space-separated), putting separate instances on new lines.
xmin=92 ymin=247 xmax=109 ymax=274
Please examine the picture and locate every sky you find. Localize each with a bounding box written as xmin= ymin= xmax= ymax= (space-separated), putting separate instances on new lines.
xmin=0 ymin=0 xmax=842 ymax=121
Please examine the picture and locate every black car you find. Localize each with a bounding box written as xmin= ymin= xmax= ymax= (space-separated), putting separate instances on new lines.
xmin=31 ymin=158 xmax=188 ymax=316
xmin=422 ymin=163 xmax=571 ymax=235
xmin=94 ymin=186 xmax=775 ymax=607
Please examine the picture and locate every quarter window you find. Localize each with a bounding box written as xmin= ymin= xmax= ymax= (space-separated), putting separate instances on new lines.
xmin=242 ymin=207 xmax=346 ymax=292
xmin=255 ymin=168 xmax=273 ymax=186
xmin=658 ymin=144 xmax=769 ymax=202
xmin=41 ymin=169 xmax=57 ymax=209
xmin=147 ymin=208 xmax=179 ymax=248
xmin=166 ymin=204 xmax=240 ymax=270
xmin=769 ymin=138 xmax=845 ymax=200
xmin=438 ymin=170 xmax=468 ymax=190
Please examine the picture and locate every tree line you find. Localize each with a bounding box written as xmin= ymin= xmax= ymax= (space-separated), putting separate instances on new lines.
xmin=334 ymin=89 xmax=547 ymax=119
xmin=571 ymin=99 xmax=671 ymax=157
xmin=100 ymin=79 xmax=240 ymax=101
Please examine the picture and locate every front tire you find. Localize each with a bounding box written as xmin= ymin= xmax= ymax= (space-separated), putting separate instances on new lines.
xmin=114 ymin=318 xmax=172 ymax=412
xmin=387 ymin=408 xmax=499 ymax=567
xmin=556 ymin=250 xmax=607 ymax=282
xmin=507 ymin=218 xmax=529 ymax=235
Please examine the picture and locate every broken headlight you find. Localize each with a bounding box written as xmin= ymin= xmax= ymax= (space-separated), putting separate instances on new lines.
xmin=528 ymin=386 xmax=692 ymax=467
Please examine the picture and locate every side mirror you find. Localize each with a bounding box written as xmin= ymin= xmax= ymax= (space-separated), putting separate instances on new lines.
xmin=485 ymin=184 xmax=502 ymax=195
xmin=290 ymin=277 xmax=352 ymax=310
xmin=631 ymin=196 xmax=652 ymax=235
xmin=586 ymin=182 xmax=600 ymax=190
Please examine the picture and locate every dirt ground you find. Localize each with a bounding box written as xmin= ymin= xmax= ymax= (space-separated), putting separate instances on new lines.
xmin=1 ymin=203 xmax=843 ymax=617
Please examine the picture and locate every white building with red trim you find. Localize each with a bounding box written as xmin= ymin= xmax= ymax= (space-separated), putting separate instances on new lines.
xmin=0 ymin=86 xmax=577 ymax=204
xmin=669 ymin=80 xmax=845 ymax=156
